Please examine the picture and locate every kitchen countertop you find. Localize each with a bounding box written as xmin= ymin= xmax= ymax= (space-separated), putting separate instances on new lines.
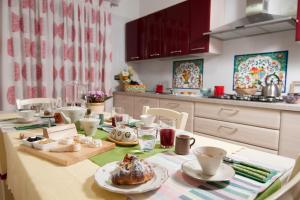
xmin=114 ymin=91 xmax=300 ymax=112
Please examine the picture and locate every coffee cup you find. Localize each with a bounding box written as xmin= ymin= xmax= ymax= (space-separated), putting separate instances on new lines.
xmin=193 ymin=146 xmax=226 ymax=176
xmin=19 ymin=110 xmax=35 ymax=119
xmin=175 ymin=135 xmax=195 ymax=155
xmin=80 ymin=118 xmax=100 ymax=136
xmin=140 ymin=114 xmax=156 ymax=126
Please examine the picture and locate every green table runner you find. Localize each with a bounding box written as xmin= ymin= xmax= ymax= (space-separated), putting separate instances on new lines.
xmin=85 ymin=129 xmax=174 ymax=167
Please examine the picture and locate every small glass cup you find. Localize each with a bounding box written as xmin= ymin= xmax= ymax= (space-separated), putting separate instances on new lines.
xmin=111 ymin=107 xmax=124 ymax=127
xmin=137 ymin=127 xmax=157 ymax=152
xmin=159 ymin=119 xmax=176 ymax=148
xmin=115 ymin=114 xmax=129 ymax=128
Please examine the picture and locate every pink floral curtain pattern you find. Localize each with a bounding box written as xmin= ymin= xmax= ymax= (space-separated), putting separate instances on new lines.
xmin=0 ymin=0 xmax=112 ymax=110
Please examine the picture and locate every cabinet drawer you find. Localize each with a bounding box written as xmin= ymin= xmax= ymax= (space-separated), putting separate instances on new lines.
xmin=195 ymin=103 xmax=280 ymax=129
xmin=159 ymin=99 xmax=194 ymax=131
xmin=133 ymin=97 xmax=159 ymax=119
xmin=194 ymin=117 xmax=279 ymax=150
xmin=113 ymin=94 xmax=134 ymax=117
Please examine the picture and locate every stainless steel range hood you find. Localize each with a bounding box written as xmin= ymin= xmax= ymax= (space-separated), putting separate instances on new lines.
xmin=204 ymin=0 xmax=297 ymax=40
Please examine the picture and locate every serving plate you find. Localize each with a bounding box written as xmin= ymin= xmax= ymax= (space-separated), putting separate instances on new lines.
xmin=94 ymin=162 xmax=168 ymax=194
xmin=107 ymin=135 xmax=138 ymax=146
xmin=182 ymin=160 xmax=235 ymax=182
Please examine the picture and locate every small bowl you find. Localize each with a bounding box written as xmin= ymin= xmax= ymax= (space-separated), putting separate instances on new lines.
xmin=19 ymin=110 xmax=35 ymax=119
xmin=235 ymin=88 xmax=257 ymax=96
xmin=21 ymin=136 xmax=44 ymax=148
xmin=200 ymin=88 xmax=212 ymax=97
xmin=140 ymin=114 xmax=156 ymax=126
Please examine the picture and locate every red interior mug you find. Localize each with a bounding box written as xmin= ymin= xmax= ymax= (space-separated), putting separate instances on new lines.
xmin=214 ymin=86 xmax=225 ymax=97
xmin=155 ymin=84 xmax=164 ymax=94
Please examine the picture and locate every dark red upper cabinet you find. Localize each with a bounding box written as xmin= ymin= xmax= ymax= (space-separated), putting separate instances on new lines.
xmin=126 ymin=19 xmax=139 ymax=61
xmin=145 ymin=11 xmax=164 ymax=59
xmin=296 ymin=0 xmax=300 ymax=41
xmin=164 ymin=1 xmax=189 ymax=57
xmin=189 ymin=0 xmax=211 ymax=53
xmin=125 ymin=19 xmax=146 ymax=61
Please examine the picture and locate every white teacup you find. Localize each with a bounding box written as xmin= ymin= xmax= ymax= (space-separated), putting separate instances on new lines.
xmin=19 ymin=110 xmax=35 ymax=119
xmin=80 ymin=118 xmax=100 ymax=136
xmin=193 ymin=146 xmax=226 ymax=176
xmin=140 ymin=114 xmax=156 ymax=126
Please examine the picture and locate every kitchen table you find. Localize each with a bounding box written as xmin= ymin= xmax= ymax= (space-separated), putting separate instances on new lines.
xmin=0 ymin=126 xmax=295 ymax=200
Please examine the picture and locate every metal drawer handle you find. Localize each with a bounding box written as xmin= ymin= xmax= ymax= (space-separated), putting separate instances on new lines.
xmin=167 ymin=103 xmax=180 ymax=109
xmin=218 ymin=126 xmax=238 ymax=135
xmin=190 ymin=47 xmax=205 ymax=51
xmin=150 ymin=53 xmax=160 ymax=57
xmin=219 ymin=108 xmax=239 ymax=116
xmin=130 ymin=56 xmax=139 ymax=60
xmin=170 ymin=50 xmax=182 ymax=54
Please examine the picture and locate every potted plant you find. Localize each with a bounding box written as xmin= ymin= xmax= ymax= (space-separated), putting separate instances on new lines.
xmin=86 ymin=91 xmax=111 ymax=114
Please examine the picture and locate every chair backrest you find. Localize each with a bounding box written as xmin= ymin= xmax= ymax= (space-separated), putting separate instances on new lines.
xmin=266 ymin=154 xmax=300 ymax=200
xmin=142 ymin=106 xmax=188 ymax=130
xmin=266 ymin=171 xmax=300 ymax=200
xmin=16 ymin=98 xmax=56 ymax=110
xmin=290 ymin=154 xmax=300 ymax=181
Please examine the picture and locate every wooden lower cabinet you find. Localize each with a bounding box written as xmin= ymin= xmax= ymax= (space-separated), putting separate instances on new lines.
xmin=113 ymin=93 xmax=300 ymax=158
xmin=159 ymin=99 xmax=194 ymax=132
xmin=195 ymin=102 xmax=280 ymax=130
xmin=113 ymin=94 xmax=134 ymax=117
xmin=133 ymin=97 xmax=159 ymax=119
xmin=279 ymin=111 xmax=300 ymax=159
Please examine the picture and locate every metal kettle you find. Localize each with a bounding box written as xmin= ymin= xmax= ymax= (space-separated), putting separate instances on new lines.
xmin=261 ymin=74 xmax=282 ymax=97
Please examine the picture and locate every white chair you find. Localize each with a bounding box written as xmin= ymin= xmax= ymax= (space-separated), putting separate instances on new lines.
xmin=266 ymin=172 xmax=300 ymax=200
xmin=142 ymin=106 xmax=188 ymax=130
xmin=266 ymin=154 xmax=300 ymax=200
xmin=16 ymin=98 xmax=58 ymax=110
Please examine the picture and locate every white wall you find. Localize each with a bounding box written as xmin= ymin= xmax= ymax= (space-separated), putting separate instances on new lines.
xmin=106 ymin=0 xmax=139 ymax=109
xmin=129 ymin=0 xmax=300 ymax=94
xmin=139 ymin=0 xmax=186 ymax=17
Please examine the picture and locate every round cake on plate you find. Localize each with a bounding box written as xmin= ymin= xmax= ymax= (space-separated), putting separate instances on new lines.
xmin=110 ymin=126 xmax=137 ymax=142
xmin=111 ymin=154 xmax=154 ymax=185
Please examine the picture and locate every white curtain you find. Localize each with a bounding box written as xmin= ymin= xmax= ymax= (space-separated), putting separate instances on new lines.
xmin=0 ymin=0 xmax=113 ymax=111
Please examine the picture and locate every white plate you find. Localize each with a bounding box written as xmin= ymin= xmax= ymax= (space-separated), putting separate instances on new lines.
xmin=182 ymin=160 xmax=235 ymax=182
xmin=16 ymin=117 xmax=39 ymax=123
xmin=94 ymin=162 xmax=169 ymax=194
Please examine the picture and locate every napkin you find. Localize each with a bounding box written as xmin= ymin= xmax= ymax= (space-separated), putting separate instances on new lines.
xmin=224 ymin=156 xmax=276 ymax=183
xmin=15 ymin=123 xmax=52 ymax=130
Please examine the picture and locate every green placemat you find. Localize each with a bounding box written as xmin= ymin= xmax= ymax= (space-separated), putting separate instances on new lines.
xmin=83 ymin=129 xmax=174 ymax=167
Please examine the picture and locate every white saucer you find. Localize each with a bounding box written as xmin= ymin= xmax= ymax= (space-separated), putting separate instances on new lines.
xmin=182 ymin=160 xmax=235 ymax=182
xmin=16 ymin=117 xmax=38 ymax=124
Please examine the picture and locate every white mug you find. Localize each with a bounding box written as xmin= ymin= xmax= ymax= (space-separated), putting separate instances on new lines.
xmin=80 ymin=118 xmax=100 ymax=136
xmin=193 ymin=146 xmax=226 ymax=176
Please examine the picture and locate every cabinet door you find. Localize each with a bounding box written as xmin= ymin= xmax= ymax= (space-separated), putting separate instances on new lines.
xmin=113 ymin=94 xmax=134 ymax=117
xmin=133 ymin=97 xmax=159 ymax=119
xmin=145 ymin=11 xmax=164 ymax=59
xmin=164 ymin=1 xmax=189 ymax=57
xmin=125 ymin=19 xmax=146 ymax=61
xmin=279 ymin=112 xmax=300 ymax=159
xmin=296 ymin=0 xmax=300 ymax=41
xmin=159 ymin=99 xmax=194 ymax=132
xmin=189 ymin=0 xmax=211 ymax=53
